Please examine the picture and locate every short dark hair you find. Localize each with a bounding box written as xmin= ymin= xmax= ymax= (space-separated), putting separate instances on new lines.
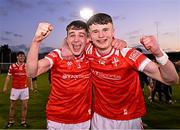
xmin=66 ymin=20 xmax=88 ymax=33
xmin=87 ymin=13 xmax=113 ymax=28
xmin=16 ymin=51 xmax=25 ymax=56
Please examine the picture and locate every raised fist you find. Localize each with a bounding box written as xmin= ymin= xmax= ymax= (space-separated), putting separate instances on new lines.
xmin=140 ymin=35 xmax=162 ymax=57
xmin=33 ymin=22 xmax=53 ymax=43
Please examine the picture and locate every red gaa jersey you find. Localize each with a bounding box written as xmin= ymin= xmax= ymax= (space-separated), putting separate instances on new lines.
xmin=8 ymin=63 xmax=27 ymax=89
xmin=86 ymin=43 xmax=151 ymax=120
xmin=45 ymin=49 xmax=92 ymax=124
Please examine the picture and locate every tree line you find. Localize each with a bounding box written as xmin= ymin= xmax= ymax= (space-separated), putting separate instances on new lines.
xmin=0 ymin=44 xmax=17 ymax=73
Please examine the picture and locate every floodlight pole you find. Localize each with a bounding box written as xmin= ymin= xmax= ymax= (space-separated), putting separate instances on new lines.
xmin=154 ymin=21 xmax=159 ymax=44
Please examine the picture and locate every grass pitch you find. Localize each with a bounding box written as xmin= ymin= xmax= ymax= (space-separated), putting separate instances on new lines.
xmin=0 ymin=72 xmax=180 ymax=129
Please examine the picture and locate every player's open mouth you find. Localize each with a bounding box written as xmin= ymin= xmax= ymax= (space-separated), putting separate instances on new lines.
xmin=97 ymin=39 xmax=107 ymax=44
xmin=73 ymin=45 xmax=81 ymax=52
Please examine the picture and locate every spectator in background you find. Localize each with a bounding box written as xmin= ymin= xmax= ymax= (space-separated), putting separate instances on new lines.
xmin=162 ymin=83 xmax=173 ymax=104
xmin=152 ymin=80 xmax=163 ymax=102
xmin=152 ymin=80 xmax=173 ymax=104
xmin=139 ymin=71 xmax=154 ymax=102
xmin=3 ymin=51 xmax=32 ymax=128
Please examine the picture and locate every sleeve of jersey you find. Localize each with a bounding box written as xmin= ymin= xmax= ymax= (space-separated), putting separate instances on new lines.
xmin=7 ymin=65 xmax=12 ymax=75
xmin=122 ymin=48 xmax=151 ymax=72
xmin=45 ymin=49 xmax=61 ymax=68
xmin=85 ymin=42 xmax=93 ymax=55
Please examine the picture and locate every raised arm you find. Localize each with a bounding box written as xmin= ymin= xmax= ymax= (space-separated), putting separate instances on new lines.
xmin=27 ymin=22 xmax=53 ymax=77
xmin=140 ymin=36 xmax=179 ymax=85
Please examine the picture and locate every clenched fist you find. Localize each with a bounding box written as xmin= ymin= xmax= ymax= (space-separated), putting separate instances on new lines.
xmin=33 ymin=22 xmax=53 ymax=43
xmin=140 ymin=35 xmax=163 ymax=57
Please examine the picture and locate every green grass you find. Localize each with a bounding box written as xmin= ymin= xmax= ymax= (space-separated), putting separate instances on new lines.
xmin=143 ymin=81 xmax=180 ymax=129
xmin=0 ymin=73 xmax=50 ymax=129
xmin=0 ymin=72 xmax=180 ymax=129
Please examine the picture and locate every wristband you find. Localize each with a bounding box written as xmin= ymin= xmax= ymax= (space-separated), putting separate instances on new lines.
xmin=155 ymin=50 xmax=169 ymax=65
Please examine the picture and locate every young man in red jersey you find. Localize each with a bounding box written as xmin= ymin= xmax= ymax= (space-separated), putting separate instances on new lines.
xmin=27 ymin=20 xmax=92 ymax=130
xmin=86 ymin=13 xmax=179 ymax=129
xmin=3 ymin=51 xmax=32 ymax=128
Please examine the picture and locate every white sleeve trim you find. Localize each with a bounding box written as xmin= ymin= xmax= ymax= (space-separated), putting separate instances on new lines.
xmin=44 ymin=49 xmax=62 ymax=68
xmin=86 ymin=43 xmax=93 ymax=55
xmin=120 ymin=48 xmax=132 ymax=57
xmin=45 ymin=57 xmax=54 ymax=68
xmin=138 ymin=58 xmax=151 ymax=72
xmin=54 ymin=49 xmax=63 ymax=60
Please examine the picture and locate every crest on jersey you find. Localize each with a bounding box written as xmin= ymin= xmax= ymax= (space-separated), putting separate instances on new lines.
xmin=112 ymin=57 xmax=119 ymax=66
xmin=98 ymin=59 xmax=106 ymax=65
xmin=19 ymin=66 xmax=23 ymax=70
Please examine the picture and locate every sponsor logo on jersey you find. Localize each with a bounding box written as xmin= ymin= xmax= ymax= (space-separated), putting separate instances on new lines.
xmin=62 ymin=73 xmax=91 ymax=80
xmin=91 ymin=69 xmax=121 ymax=80
xmin=15 ymin=72 xmax=26 ymax=76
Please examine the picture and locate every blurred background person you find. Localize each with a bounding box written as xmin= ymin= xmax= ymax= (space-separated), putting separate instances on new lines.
xmin=3 ymin=51 xmax=32 ymax=128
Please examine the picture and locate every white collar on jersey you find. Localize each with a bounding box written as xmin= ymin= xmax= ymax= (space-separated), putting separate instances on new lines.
xmin=16 ymin=62 xmax=25 ymax=66
xmin=95 ymin=48 xmax=116 ymax=59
